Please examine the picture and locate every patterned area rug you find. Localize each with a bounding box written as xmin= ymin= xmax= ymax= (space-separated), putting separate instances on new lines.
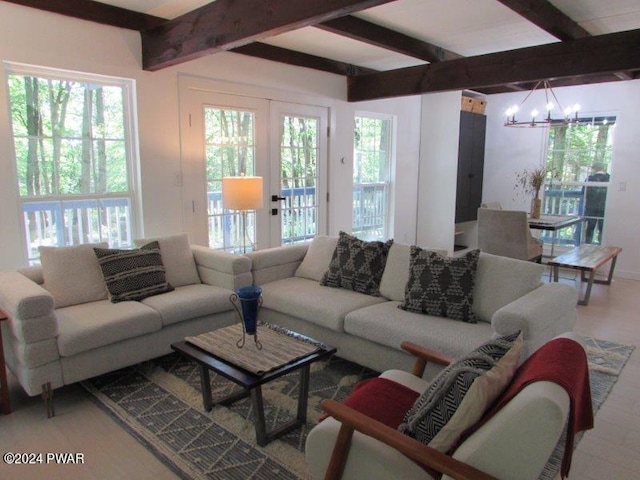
xmin=81 ymin=336 xmax=634 ymax=480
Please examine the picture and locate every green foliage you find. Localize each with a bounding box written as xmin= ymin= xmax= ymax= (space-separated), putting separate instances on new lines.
xmin=546 ymin=122 xmax=614 ymax=182
xmin=8 ymin=74 xmax=129 ymax=197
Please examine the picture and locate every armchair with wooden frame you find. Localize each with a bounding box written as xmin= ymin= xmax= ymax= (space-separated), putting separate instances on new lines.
xmin=306 ymin=338 xmax=587 ymax=480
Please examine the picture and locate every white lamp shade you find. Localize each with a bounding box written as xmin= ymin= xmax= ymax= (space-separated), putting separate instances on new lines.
xmin=222 ymin=176 xmax=264 ymax=210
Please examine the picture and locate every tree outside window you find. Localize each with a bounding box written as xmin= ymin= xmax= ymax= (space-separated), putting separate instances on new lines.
xmin=6 ymin=65 xmax=138 ymax=263
xmin=544 ymin=116 xmax=615 ymax=246
xmin=353 ymin=114 xmax=393 ymax=241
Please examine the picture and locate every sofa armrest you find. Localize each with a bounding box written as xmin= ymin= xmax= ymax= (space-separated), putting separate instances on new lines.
xmin=246 ymin=244 xmax=309 ymax=285
xmin=191 ymin=245 xmax=252 ymax=290
xmin=491 ymin=283 xmax=578 ymax=357
xmin=0 ymin=271 xmax=58 ymax=343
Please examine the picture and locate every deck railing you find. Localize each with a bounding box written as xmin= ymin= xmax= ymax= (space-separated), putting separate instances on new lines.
xmin=22 ymin=197 xmax=132 ymax=263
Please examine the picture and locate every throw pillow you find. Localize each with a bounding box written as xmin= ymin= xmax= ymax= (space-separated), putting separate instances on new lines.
xmin=133 ymin=233 xmax=200 ymax=288
xmin=295 ymin=235 xmax=339 ymax=282
xmin=94 ymin=241 xmax=174 ymax=303
xmin=399 ymin=331 xmax=523 ymax=453
xmin=400 ymin=247 xmax=480 ymax=323
xmin=39 ymin=243 xmax=109 ymax=308
xmin=320 ymin=231 xmax=393 ymax=296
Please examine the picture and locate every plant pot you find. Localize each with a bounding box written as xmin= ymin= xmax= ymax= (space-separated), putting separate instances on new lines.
xmin=531 ymin=197 xmax=542 ymax=219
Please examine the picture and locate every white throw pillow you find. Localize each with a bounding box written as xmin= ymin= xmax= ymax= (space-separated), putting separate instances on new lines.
xmin=39 ymin=243 xmax=108 ymax=308
xmin=294 ymin=235 xmax=338 ymax=282
xmin=472 ymin=253 xmax=544 ymax=322
xmin=134 ymin=233 xmax=200 ymax=288
xmin=378 ymin=243 xmax=411 ymax=301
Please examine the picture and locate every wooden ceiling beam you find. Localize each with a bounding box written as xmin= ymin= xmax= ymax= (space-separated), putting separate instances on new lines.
xmin=231 ymin=42 xmax=378 ymax=76
xmin=347 ymin=29 xmax=640 ymax=102
xmin=496 ymin=0 xmax=590 ymax=41
xmin=316 ymin=15 xmax=461 ymax=62
xmin=141 ymin=0 xmax=398 ymax=71
xmin=2 ymin=0 xmax=166 ymax=31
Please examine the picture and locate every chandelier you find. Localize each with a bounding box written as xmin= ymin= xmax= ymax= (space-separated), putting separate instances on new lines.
xmin=504 ymin=80 xmax=580 ymax=127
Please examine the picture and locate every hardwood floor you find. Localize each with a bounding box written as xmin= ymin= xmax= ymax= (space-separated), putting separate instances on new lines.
xmin=0 ymin=272 xmax=638 ymax=479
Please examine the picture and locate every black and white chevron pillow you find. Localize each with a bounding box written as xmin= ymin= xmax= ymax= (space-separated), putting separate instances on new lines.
xmin=400 ymin=246 xmax=480 ymax=323
xmin=320 ymin=231 xmax=393 ymax=296
xmin=399 ymin=331 xmax=522 ymax=451
xmin=94 ymin=241 xmax=174 ymax=303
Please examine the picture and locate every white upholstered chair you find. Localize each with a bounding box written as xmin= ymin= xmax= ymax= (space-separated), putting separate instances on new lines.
xmin=477 ymin=207 xmax=543 ymax=262
xmin=306 ymin=335 xmax=590 ymax=480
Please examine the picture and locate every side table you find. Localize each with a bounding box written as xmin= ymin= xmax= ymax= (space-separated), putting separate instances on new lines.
xmin=0 ymin=309 xmax=11 ymax=414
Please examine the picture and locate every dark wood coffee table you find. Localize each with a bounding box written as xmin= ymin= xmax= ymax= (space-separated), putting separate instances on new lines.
xmin=171 ymin=328 xmax=336 ymax=446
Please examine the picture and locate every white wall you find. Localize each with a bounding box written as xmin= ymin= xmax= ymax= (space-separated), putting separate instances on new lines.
xmin=484 ymin=81 xmax=640 ymax=279
xmin=416 ymin=91 xmax=462 ymax=254
xmin=0 ymin=2 xmax=421 ymax=269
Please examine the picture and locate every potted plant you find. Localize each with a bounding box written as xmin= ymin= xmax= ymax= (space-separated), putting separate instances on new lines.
xmin=514 ymin=167 xmax=549 ymax=218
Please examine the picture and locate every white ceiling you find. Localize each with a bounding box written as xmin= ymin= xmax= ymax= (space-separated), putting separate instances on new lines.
xmin=97 ymin=0 xmax=640 ymax=71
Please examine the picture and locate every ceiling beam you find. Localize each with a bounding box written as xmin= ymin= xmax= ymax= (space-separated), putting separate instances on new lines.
xmin=2 ymin=0 xmax=166 ymax=31
xmin=496 ymin=0 xmax=590 ymax=41
xmin=347 ymin=29 xmax=640 ymax=102
xmin=231 ymin=42 xmax=377 ymax=76
xmin=315 ymin=15 xmax=461 ymax=62
xmin=141 ymin=0 xmax=398 ymax=71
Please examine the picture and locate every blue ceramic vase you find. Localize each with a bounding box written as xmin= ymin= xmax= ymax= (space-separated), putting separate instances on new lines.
xmin=233 ymin=285 xmax=262 ymax=335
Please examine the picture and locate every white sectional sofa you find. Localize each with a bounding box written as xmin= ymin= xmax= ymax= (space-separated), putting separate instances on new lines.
xmin=0 ymin=234 xmax=252 ymax=398
xmin=0 ymin=232 xmax=578 ymax=405
xmin=248 ymin=236 xmax=579 ymax=376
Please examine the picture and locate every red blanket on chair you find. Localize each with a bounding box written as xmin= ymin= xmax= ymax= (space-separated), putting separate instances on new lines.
xmin=460 ymin=337 xmax=594 ymax=478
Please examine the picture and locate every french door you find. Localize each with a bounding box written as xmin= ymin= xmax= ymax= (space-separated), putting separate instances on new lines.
xmin=181 ymin=87 xmax=327 ymax=251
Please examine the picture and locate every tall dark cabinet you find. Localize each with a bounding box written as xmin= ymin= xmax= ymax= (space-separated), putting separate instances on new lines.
xmin=455 ymin=110 xmax=486 ymax=224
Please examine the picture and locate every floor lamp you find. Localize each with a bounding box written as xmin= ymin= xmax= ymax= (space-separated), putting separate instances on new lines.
xmin=222 ymin=175 xmax=264 ymax=253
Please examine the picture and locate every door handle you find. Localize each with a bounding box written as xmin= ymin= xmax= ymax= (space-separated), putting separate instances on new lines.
xmin=271 ymin=195 xmax=286 ymax=202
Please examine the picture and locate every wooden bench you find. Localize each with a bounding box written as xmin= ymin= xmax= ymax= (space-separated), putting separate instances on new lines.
xmin=548 ymin=245 xmax=622 ymax=306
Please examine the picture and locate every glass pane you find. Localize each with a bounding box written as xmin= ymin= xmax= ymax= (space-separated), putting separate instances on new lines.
xmin=545 ymin=117 xmax=614 ymax=245
xmin=353 ymin=115 xmax=391 ymax=240
xmin=280 ymin=115 xmax=319 ymax=245
xmin=204 ymin=107 xmax=257 ymax=252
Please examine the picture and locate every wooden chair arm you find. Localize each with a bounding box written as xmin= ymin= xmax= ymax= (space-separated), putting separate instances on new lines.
xmin=320 ymin=399 xmax=498 ymax=480
xmin=401 ymin=341 xmax=454 ymax=377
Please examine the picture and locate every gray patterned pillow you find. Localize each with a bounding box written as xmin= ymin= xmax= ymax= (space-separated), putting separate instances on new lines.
xmin=401 ymin=247 xmax=480 ymax=323
xmin=399 ymin=332 xmax=523 ymax=452
xmin=94 ymin=241 xmax=174 ymax=303
xmin=320 ymin=231 xmax=393 ymax=296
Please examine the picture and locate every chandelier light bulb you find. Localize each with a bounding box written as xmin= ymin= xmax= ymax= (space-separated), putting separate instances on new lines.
xmin=531 ymin=109 xmax=539 ymax=118
xmin=546 ymin=102 xmax=554 ymax=111
xmin=573 ymin=103 xmax=581 ymax=112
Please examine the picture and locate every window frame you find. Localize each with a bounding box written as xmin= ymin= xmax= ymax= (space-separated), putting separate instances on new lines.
xmin=4 ymin=62 xmax=141 ymax=262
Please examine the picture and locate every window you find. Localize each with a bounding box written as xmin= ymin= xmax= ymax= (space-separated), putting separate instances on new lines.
xmin=204 ymin=106 xmax=257 ymax=252
xmin=544 ymin=116 xmax=615 ymax=245
xmin=6 ymin=64 xmax=138 ymax=262
xmin=353 ymin=114 xmax=393 ymax=241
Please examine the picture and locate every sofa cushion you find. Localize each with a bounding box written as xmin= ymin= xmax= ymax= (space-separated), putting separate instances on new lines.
xmin=344 ymin=301 xmax=492 ymax=360
xmin=295 ymin=235 xmax=338 ymax=282
xmin=134 ymin=233 xmax=200 ymax=288
xmin=39 ymin=243 xmax=108 ymax=308
xmin=56 ymin=300 xmax=162 ymax=357
xmin=399 ymin=332 xmax=523 ymax=452
xmin=261 ymin=277 xmax=386 ymax=332
xmin=401 ymin=247 xmax=480 ymax=323
xmin=321 ymin=231 xmax=392 ymax=296
xmin=141 ymin=283 xmax=234 ymax=326
xmin=94 ymin=242 xmax=174 ymax=303
xmin=472 ymin=253 xmax=544 ymax=323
